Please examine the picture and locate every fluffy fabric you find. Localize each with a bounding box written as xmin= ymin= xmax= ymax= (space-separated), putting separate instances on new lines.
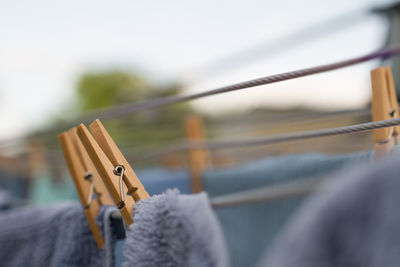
xmin=113 ymin=168 xmax=191 ymax=266
xmin=202 ymin=152 xmax=372 ymax=267
xmin=0 ymin=202 xmax=116 ymax=267
xmin=122 ymin=190 xmax=229 ymax=267
xmin=259 ymin=156 xmax=400 ymax=267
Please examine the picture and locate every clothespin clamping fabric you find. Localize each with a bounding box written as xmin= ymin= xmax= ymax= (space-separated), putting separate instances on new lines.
xmin=59 ymin=128 xmax=114 ymax=249
xmin=370 ymin=66 xmax=400 ymax=157
xmin=77 ymin=119 xmax=149 ymax=226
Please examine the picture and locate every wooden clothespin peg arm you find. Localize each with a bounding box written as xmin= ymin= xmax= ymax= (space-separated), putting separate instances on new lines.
xmin=371 ymin=66 xmax=398 ymax=156
xmin=58 ymin=132 xmax=105 ymax=249
xmin=77 ymin=123 xmax=135 ymax=225
xmin=384 ymin=66 xmax=400 ymax=137
xmin=185 ymin=115 xmax=211 ymax=193
xmin=89 ymin=119 xmax=149 ymax=201
xmin=68 ymin=128 xmax=113 ymax=206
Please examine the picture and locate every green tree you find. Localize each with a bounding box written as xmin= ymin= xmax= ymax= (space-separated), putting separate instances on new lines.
xmin=75 ymin=70 xmax=196 ymax=159
xmin=77 ymin=71 xmax=150 ymax=111
xmin=35 ymin=70 xmax=199 ymax=168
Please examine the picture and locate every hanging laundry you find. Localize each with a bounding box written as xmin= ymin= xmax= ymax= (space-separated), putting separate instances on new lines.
xmin=0 ymin=202 xmax=117 ymax=267
xmin=258 ymin=155 xmax=400 ymax=267
xmin=136 ymin=167 xmax=190 ymax=195
xmin=122 ymin=189 xmax=230 ymax=267
xmin=203 ymin=152 xmax=372 ymax=267
xmin=112 ymin=168 xmax=190 ymax=266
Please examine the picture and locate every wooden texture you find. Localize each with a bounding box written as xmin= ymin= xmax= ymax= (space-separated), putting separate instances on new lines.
xmin=89 ymin=119 xmax=150 ymax=201
xmin=68 ymin=128 xmax=113 ymax=205
xmin=371 ymin=66 xmax=400 ymax=156
xmin=371 ymin=67 xmax=392 ymax=143
xmin=384 ymin=66 xmax=400 ymax=135
xmin=185 ymin=116 xmax=211 ymax=193
xmin=77 ymin=123 xmax=134 ymax=225
xmin=58 ymin=132 xmax=105 ymax=249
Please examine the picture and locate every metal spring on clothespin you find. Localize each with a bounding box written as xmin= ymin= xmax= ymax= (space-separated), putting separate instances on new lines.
xmin=113 ymin=166 xmax=125 ymax=209
xmin=83 ymin=172 xmax=95 ymax=209
xmin=77 ymin=119 xmax=150 ymax=226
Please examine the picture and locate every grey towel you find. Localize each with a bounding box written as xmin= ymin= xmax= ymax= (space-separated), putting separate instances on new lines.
xmin=122 ymin=189 xmax=230 ymax=267
xmin=203 ymin=152 xmax=372 ymax=267
xmin=0 ymin=202 xmax=117 ymax=267
xmin=258 ymin=156 xmax=400 ymax=267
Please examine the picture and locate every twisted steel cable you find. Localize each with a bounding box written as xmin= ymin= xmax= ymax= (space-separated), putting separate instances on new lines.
xmin=206 ymin=118 xmax=400 ymax=149
xmin=1 ymin=46 xmax=399 ymax=148
xmin=210 ymin=178 xmax=322 ymax=208
xmin=82 ymin=46 xmax=400 ymax=121
xmin=135 ymin=118 xmax=400 ymax=160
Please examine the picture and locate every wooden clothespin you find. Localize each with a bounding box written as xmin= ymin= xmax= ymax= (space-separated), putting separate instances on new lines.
xmin=370 ymin=66 xmax=400 ymax=157
xmin=28 ymin=139 xmax=47 ymax=177
xmin=185 ymin=115 xmax=211 ymax=193
xmin=77 ymin=119 xmax=149 ymax=226
xmin=59 ymin=129 xmax=111 ymax=249
xmin=68 ymin=128 xmax=114 ymax=206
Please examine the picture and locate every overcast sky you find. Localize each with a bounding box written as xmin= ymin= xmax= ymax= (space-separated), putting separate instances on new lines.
xmin=0 ymin=0 xmax=397 ymax=140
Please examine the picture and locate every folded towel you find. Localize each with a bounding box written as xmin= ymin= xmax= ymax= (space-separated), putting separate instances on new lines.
xmin=0 ymin=202 xmax=117 ymax=267
xmin=258 ymin=156 xmax=400 ymax=267
xmin=122 ymin=189 xmax=229 ymax=267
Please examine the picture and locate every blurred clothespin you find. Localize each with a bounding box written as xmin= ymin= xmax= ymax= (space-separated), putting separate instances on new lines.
xmin=185 ymin=115 xmax=212 ymax=193
xmin=370 ymin=66 xmax=400 ymax=157
xmin=59 ymin=128 xmax=113 ymax=249
xmin=77 ymin=119 xmax=149 ymax=226
xmin=28 ymin=139 xmax=47 ymax=177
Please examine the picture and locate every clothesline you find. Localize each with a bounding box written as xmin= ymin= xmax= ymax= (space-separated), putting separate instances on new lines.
xmin=210 ymin=177 xmax=321 ymax=208
xmin=0 ymin=46 xmax=398 ymax=149
xmin=205 ymin=107 xmax=371 ymax=130
xmin=1 ymin=108 xmax=390 ymax=172
xmin=134 ymin=118 xmax=400 ymax=160
xmin=26 ymin=106 xmax=371 ymax=171
xmin=0 ymin=105 xmax=372 ymax=150
xmin=109 ymin=177 xmax=319 ymax=215
xmin=79 ymin=46 xmax=400 ymax=122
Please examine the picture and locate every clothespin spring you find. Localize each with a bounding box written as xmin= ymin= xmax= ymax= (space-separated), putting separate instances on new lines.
xmin=83 ymin=172 xmax=95 ymax=209
xmin=378 ymin=109 xmax=397 ymax=144
xmin=113 ymin=165 xmax=126 ymax=209
xmin=390 ymin=110 xmax=399 ymax=139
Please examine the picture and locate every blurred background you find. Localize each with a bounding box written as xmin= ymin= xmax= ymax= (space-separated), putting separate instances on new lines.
xmin=0 ymin=0 xmax=398 ymax=202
